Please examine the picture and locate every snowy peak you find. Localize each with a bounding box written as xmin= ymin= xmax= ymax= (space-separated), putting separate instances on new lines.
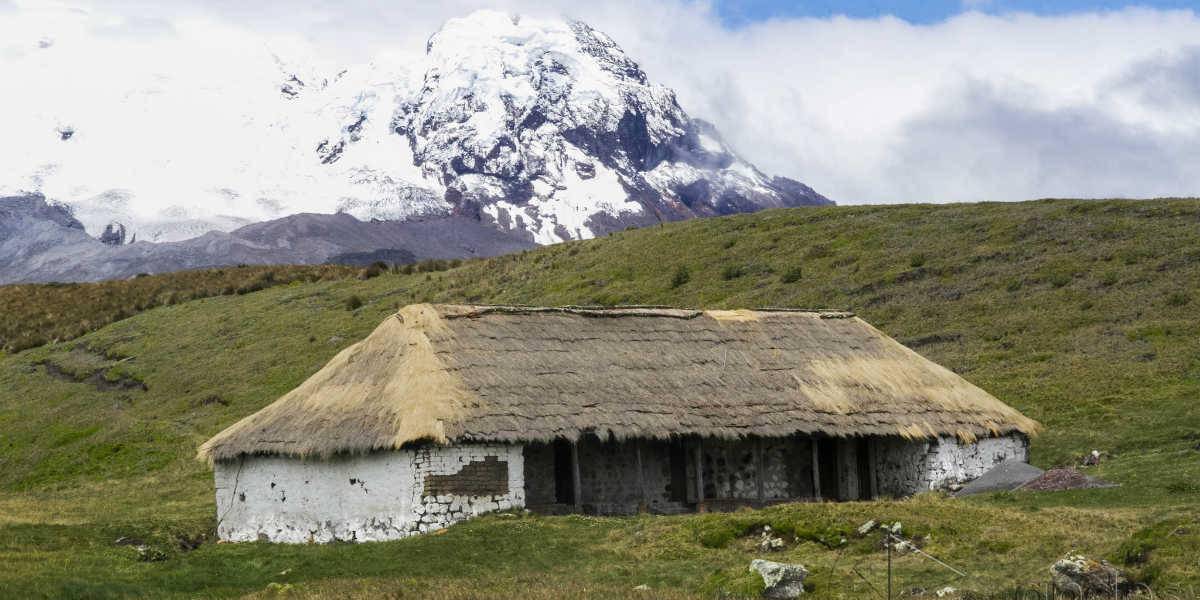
xmin=383 ymin=10 xmax=829 ymax=243
xmin=4 ymin=10 xmax=828 ymax=251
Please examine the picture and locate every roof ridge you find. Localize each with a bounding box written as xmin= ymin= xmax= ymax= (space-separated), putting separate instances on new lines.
xmin=436 ymin=304 xmax=855 ymax=319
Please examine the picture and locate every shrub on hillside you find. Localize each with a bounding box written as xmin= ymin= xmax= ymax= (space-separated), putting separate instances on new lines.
xmin=360 ymin=261 xmax=389 ymax=280
xmin=721 ymin=265 xmax=745 ymax=280
xmin=670 ymin=265 xmax=691 ymax=288
xmin=780 ymin=266 xmax=803 ymax=284
xmin=1166 ymin=292 xmax=1190 ymax=306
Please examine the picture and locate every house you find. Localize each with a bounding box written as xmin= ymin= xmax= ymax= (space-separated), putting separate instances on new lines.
xmin=198 ymin=304 xmax=1039 ymax=543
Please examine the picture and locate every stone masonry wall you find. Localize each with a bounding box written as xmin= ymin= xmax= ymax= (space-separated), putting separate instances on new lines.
xmin=523 ymin=437 xmax=816 ymax=515
xmin=686 ymin=437 xmax=811 ymax=503
xmin=410 ymin=445 xmax=524 ymax=534
xmin=214 ymin=443 xmax=524 ymax=543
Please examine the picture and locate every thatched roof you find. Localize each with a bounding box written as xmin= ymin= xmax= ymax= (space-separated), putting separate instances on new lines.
xmin=198 ymin=304 xmax=1040 ymax=463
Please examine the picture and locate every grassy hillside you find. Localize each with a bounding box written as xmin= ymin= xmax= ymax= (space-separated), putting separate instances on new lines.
xmin=1 ymin=199 xmax=1199 ymax=598
xmin=0 ymin=264 xmax=361 ymax=353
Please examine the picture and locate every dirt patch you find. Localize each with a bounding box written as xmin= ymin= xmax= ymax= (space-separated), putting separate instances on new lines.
xmin=176 ymin=532 xmax=207 ymax=552
xmin=39 ymin=360 xmax=148 ymax=392
xmin=193 ymin=394 xmax=229 ymax=408
xmin=1019 ymin=468 xmax=1116 ymax=492
xmin=903 ymin=332 xmax=964 ymax=348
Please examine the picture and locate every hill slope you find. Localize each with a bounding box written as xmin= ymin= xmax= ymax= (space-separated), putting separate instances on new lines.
xmin=1 ymin=199 xmax=1198 ymax=597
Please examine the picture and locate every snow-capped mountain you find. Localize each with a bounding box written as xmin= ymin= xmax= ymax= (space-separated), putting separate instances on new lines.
xmin=366 ymin=11 xmax=830 ymax=242
xmin=2 ymin=9 xmax=828 ymax=249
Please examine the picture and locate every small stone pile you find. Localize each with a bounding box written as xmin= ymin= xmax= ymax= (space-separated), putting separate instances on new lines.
xmin=1021 ymin=468 xmax=1115 ymax=492
xmin=758 ymin=525 xmax=785 ymax=552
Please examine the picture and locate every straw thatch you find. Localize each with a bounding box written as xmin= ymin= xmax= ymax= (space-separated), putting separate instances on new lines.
xmin=198 ymin=304 xmax=1040 ymax=463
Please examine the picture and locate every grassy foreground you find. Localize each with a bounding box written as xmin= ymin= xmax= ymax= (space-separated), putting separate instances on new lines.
xmin=1 ymin=199 xmax=1199 ymax=598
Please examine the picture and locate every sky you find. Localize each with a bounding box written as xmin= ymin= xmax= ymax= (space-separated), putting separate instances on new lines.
xmin=3 ymin=0 xmax=1200 ymax=213
xmin=713 ymin=0 xmax=1200 ymax=24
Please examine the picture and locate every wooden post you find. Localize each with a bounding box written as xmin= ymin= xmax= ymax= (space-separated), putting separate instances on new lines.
xmin=694 ymin=437 xmax=705 ymax=512
xmin=887 ymin=534 xmax=894 ymax=600
xmin=722 ymin=445 xmax=732 ymax=501
xmin=867 ymin=438 xmax=878 ymax=500
xmin=811 ymin=438 xmax=822 ymax=501
xmin=571 ymin=439 xmax=582 ymax=513
xmin=635 ymin=440 xmax=647 ymax=513
xmin=754 ymin=438 xmax=765 ymax=504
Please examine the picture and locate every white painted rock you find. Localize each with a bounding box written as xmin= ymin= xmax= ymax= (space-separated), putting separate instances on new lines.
xmin=749 ymin=559 xmax=808 ymax=598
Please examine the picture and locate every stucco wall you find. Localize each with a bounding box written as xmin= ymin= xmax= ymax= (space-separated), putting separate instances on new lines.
xmin=214 ymin=443 xmax=524 ymax=543
xmin=874 ymin=433 xmax=1028 ymax=497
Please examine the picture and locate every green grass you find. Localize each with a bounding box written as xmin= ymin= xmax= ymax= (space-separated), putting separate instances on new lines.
xmin=1 ymin=199 xmax=1200 ymax=598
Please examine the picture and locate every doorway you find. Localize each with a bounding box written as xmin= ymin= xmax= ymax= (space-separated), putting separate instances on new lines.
xmin=855 ymin=438 xmax=875 ymax=500
xmin=817 ymin=438 xmax=840 ymax=500
xmin=668 ymin=439 xmax=688 ymax=502
xmin=553 ymin=439 xmax=574 ymax=504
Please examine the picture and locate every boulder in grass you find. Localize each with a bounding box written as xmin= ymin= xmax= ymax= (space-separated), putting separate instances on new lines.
xmin=954 ymin=460 xmax=1044 ymax=496
xmin=1051 ymin=554 xmax=1126 ymax=597
xmin=750 ymin=559 xmax=808 ymax=598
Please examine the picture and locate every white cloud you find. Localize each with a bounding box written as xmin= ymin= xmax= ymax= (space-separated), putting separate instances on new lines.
xmin=2 ymin=0 xmax=1199 ymax=226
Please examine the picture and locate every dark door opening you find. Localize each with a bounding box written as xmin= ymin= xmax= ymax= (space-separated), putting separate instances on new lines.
xmin=855 ymin=438 xmax=874 ymax=500
xmin=817 ymin=438 xmax=840 ymax=500
xmin=668 ymin=440 xmax=688 ymax=502
xmin=553 ymin=439 xmax=574 ymax=504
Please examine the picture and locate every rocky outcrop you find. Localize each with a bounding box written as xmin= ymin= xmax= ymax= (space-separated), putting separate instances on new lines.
xmin=99 ymin=222 xmax=127 ymax=246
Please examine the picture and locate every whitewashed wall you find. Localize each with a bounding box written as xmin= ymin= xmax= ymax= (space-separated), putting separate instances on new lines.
xmin=214 ymin=443 xmax=524 ymax=543
xmin=874 ymin=433 xmax=1028 ymax=497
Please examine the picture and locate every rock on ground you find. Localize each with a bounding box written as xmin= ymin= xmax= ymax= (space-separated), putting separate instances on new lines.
xmin=749 ymin=559 xmax=808 ymax=599
xmin=1051 ymin=554 xmax=1126 ymax=597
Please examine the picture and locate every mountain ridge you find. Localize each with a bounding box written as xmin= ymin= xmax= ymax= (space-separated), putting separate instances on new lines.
xmin=0 ymin=194 xmax=532 ymax=284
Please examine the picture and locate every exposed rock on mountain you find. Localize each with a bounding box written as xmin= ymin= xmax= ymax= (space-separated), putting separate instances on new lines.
xmin=98 ymin=222 xmax=126 ymax=246
xmin=382 ymin=11 xmax=829 ymax=242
